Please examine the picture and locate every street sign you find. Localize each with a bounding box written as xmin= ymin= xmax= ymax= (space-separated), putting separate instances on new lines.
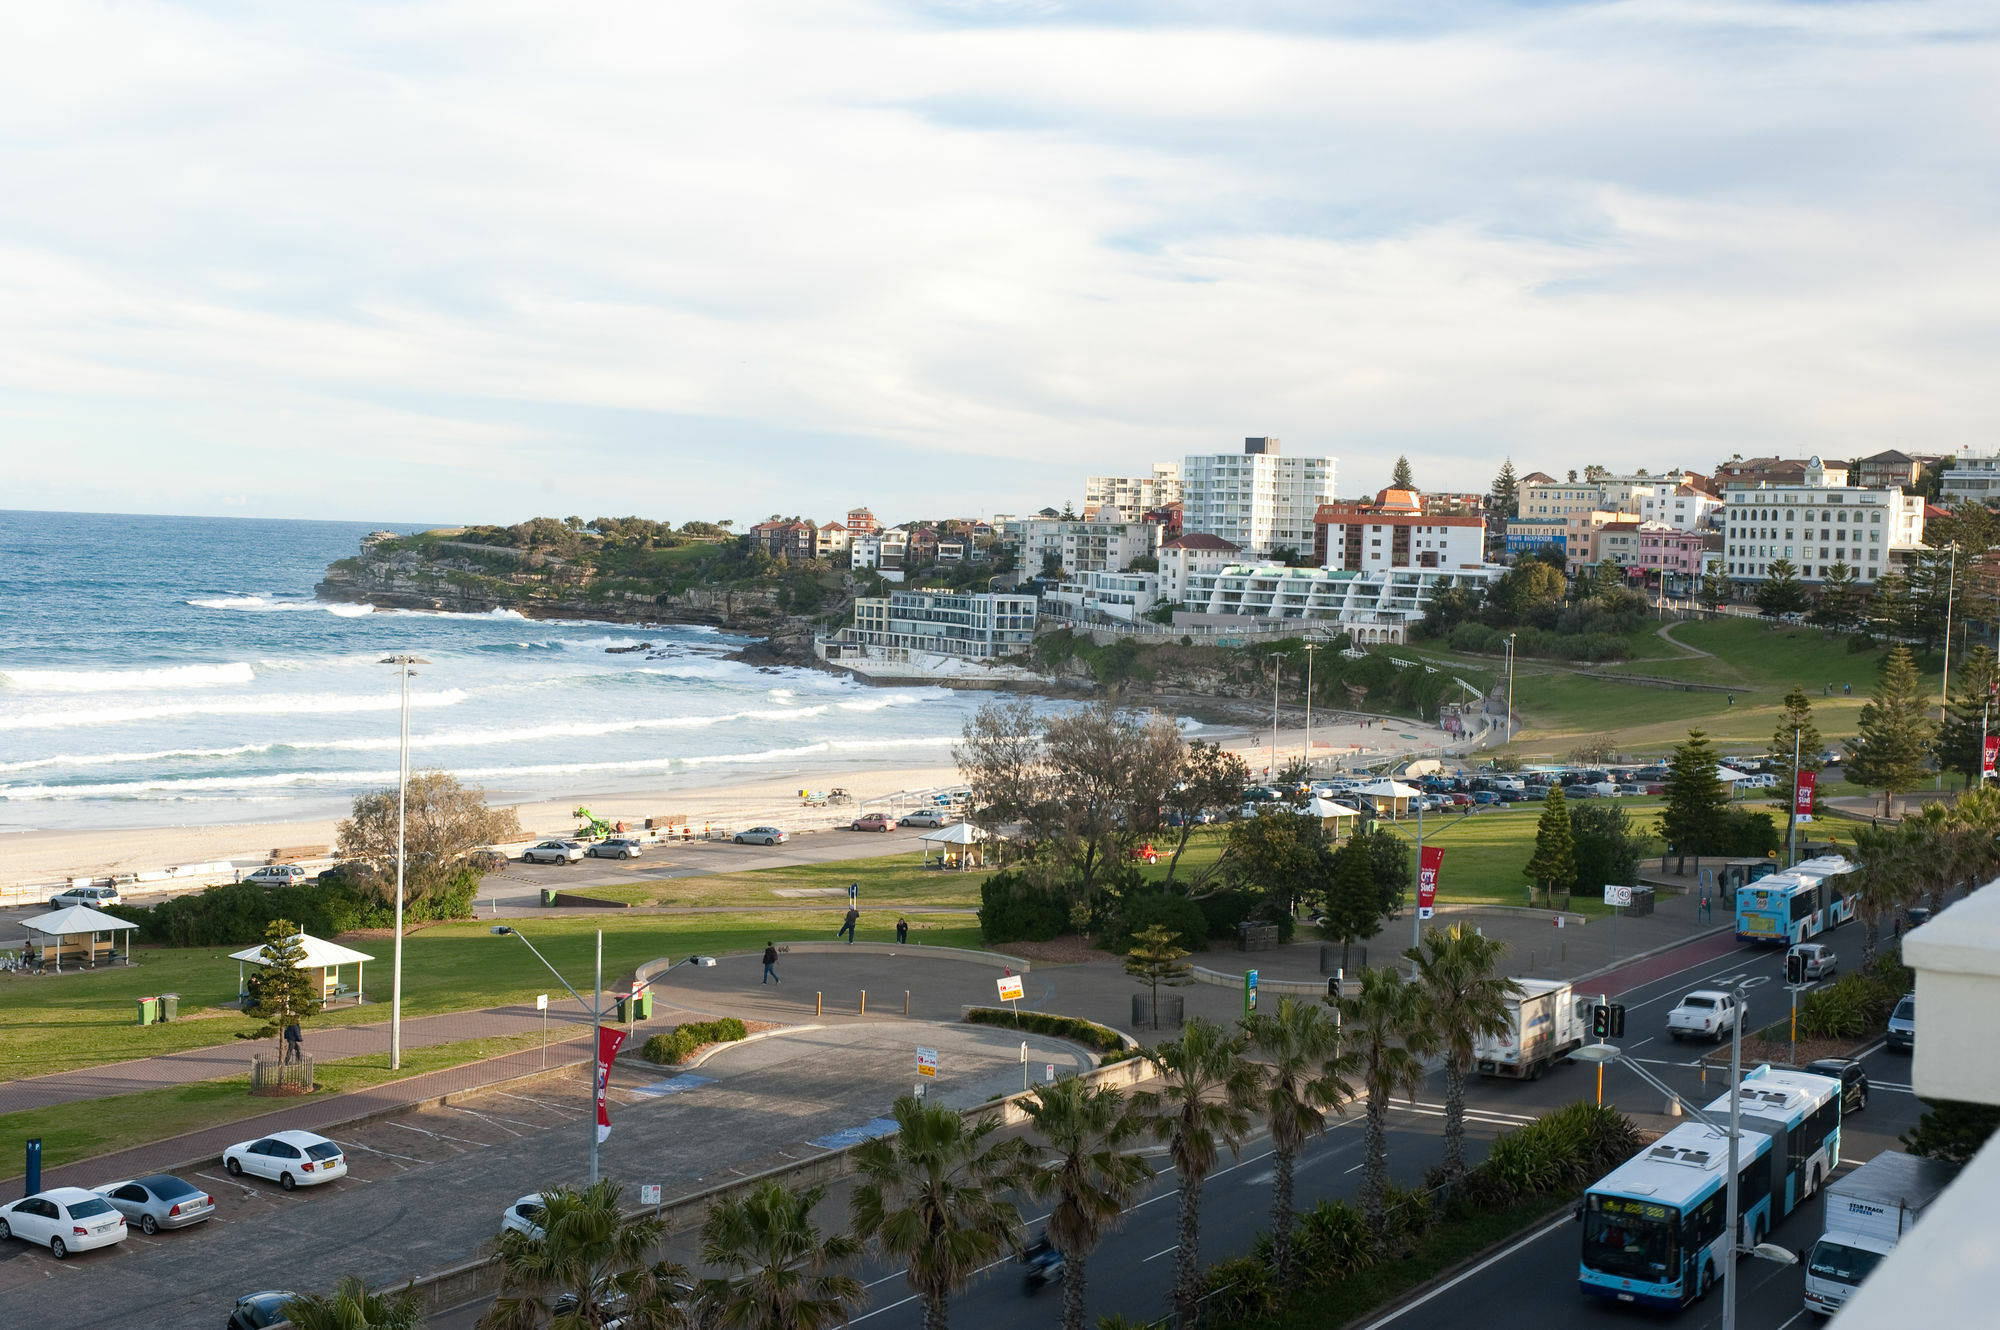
xmin=916 ymin=1047 xmax=939 ymax=1079
xmin=536 ymin=993 xmax=548 ymax=1011
xmin=849 ymin=881 xmax=859 ymax=904
xmin=1604 ymin=885 xmax=1634 ymax=907
xmin=640 ymin=1184 xmax=661 ymax=1205
xmin=997 ymin=974 xmax=1025 ymax=1003
xmin=1045 ymin=1063 xmax=1056 ymax=1080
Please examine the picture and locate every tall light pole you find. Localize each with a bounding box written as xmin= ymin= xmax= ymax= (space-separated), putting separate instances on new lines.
xmin=1303 ymin=642 xmax=1318 ymax=778
xmin=1504 ymin=633 xmax=1517 ymax=743
xmin=1270 ymin=659 xmax=1281 ymax=782
xmin=379 ymin=654 xmax=429 ymax=1070
xmin=493 ymin=924 xmax=606 ymax=1184
xmin=1937 ymin=541 xmax=1958 ymax=790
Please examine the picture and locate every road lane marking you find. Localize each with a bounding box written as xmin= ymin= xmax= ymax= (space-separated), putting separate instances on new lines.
xmin=385 ymin=1120 xmax=487 ymax=1148
xmin=337 ymin=1139 xmax=425 ymax=1164
xmin=1143 ymin=1244 xmax=1176 ymax=1262
xmin=1352 ymin=1214 xmax=1572 ymax=1330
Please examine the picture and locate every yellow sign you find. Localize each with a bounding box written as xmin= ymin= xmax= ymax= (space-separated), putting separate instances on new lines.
xmin=997 ymin=974 xmax=1025 ymax=1003
xmin=916 ymin=1047 xmax=939 ymax=1079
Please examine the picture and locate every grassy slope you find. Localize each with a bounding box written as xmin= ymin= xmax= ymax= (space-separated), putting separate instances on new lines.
xmin=1375 ymin=798 xmax=1667 ymax=914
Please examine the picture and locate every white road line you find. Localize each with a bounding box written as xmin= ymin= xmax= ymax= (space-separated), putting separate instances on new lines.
xmin=1353 ymin=1214 xmax=1573 ymax=1330
xmin=1345 ymin=1163 xmax=1365 ymax=1174
xmin=336 ymin=1139 xmax=425 ymax=1164
xmin=1629 ymin=1037 xmax=1655 ymax=1050
xmin=1142 ymin=1244 xmax=1176 ymax=1262
xmin=444 ymin=1106 xmax=528 ymax=1135
xmin=384 ymin=1120 xmax=486 ymax=1148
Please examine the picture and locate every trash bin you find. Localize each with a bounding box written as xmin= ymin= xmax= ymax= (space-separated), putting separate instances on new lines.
xmin=542 ymin=888 xmax=560 ymax=907
xmin=158 ymin=993 xmax=179 ymax=1022
xmin=631 ymin=990 xmax=652 ymax=1020
xmin=136 ymin=996 xmax=158 ymax=1026
xmin=615 ymin=995 xmax=631 ymax=1023
xmin=1630 ymin=886 xmax=1655 ymax=918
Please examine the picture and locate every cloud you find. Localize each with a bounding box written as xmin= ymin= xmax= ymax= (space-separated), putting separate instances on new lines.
xmin=1 ymin=0 xmax=1997 ymax=522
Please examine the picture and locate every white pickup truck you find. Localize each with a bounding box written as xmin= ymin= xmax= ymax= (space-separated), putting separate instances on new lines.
xmin=1666 ymin=989 xmax=1740 ymax=1042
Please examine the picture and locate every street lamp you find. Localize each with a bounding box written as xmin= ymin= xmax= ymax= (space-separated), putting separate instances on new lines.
xmin=1302 ymin=642 xmax=1319 ymax=778
xmin=378 ymin=654 xmax=430 ymax=1070
xmin=493 ymin=924 xmax=606 ymax=1184
xmin=1938 ymin=541 xmax=1959 ymax=790
xmin=1504 ymin=633 xmax=1517 ymax=743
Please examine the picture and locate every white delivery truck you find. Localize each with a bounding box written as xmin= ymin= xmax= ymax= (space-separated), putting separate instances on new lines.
xmin=1803 ymin=1150 xmax=1959 ymax=1318
xmin=1473 ymin=978 xmax=1591 ymax=1080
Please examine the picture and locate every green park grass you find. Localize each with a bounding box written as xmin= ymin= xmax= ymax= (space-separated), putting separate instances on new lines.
xmin=0 ymin=1029 xmax=569 ymax=1177
xmin=0 ymin=910 xmax=982 ymax=1083
xmin=1375 ymin=798 xmax=1667 ymax=916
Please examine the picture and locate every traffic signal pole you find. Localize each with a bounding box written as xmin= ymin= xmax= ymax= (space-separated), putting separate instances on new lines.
xmin=1596 ymin=991 xmax=1608 ymax=1106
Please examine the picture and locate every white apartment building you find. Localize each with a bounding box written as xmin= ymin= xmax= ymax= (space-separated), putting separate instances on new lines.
xmin=1939 ymin=453 xmax=2000 ymax=507
xmin=1721 ymin=485 xmax=1926 ymax=587
xmin=1637 ymin=485 xmax=1722 ymax=532
xmin=1176 ymin=564 xmax=1501 ymax=645
xmin=833 ymin=590 xmax=1039 ymax=660
xmin=1157 ymin=533 xmax=1243 ymax=606
xmin=850 ymin=532 xmax=884 ymax=569
xmin=1180 ymin=437 xmax=1336 ymax=556
xmin=1084 ymin=463 xmax=1181 ymax=513
xmin=1042 ymin=570 xmax=1161 ymax=624
xmin=1017 ymin=517 xmax=1162 ymax=577
xmin=1313 ymin=492 xmax=1486 ymax=571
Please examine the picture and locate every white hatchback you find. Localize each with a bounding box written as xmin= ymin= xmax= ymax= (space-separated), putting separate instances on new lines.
xmin=500 ymin=1193 xmax=549 ymax=1241
xmin=222 ymin=1130 xmax=348 ymax=1190
xmin=0 ymin=1187 xmax=128 ymax=1258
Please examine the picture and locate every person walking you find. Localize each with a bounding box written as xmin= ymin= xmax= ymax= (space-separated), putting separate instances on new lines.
xmin=895 ymin=916 xmax=908 ymax=944
xmin=283 ymin=1022 xmax=303 ymax=1065
xmin=761 ymin=942 xmax=780 ymax=984
xmin=839 ymin=906 xmax=859 ymax=944
xmin=1699 ymin=893 xmax=1711 ymax=923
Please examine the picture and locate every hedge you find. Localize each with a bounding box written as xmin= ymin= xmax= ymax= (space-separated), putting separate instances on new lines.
xmin=105 ymin=867 xmax=481 ymax=948
xmin=643 ymin=1017 xmax=748 ymax=1065
xmin=962 ymin=1006 xmax=1127 ymax=1053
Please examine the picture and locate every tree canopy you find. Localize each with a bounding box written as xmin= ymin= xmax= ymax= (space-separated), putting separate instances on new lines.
xmin=1846 ymin=647 xmax=1937 ymax=812
xmin=336 ymin=769 xmax=521 ymax=899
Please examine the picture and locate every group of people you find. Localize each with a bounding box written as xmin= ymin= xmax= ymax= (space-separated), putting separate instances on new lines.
xmin=759 ymin=893 xmax=911 ymax=985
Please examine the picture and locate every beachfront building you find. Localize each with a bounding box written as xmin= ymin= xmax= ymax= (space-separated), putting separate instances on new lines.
xmin=1180 ymin=437 xmax=1336 ymax=557
xmin=1518 ymin=479 xmax=1609 ymax=522
xmin=831 ymin=589 xmax=1039 ymax=660
xmin=817 ymin=522 xmax=851 ymax=558
xmin=850 ymin=531 xmax=884 ymax=570
xmin=1722 ymin=483 xmax=1926 ymax=590
xmin=1042 ymin=570 xmax=1162 ymax=624
xmin=1562 ymin=510 xmax=1643 ymax=576
xmin=846 ymin=507 xmax=882 ymax=535
xmin=1172 ymin=563 xmax=1502 ymax=645
xmin=1084 ymin=464 xmax=1181 ymax=514
xmin=1939 ymin=453 xmax=2000 ymax=508
xmin=1015 ymin=516 xmax=1163 ymax=577
xmin=1157 ymin=533 xmax=1242 ymax=606
xmin=1311 ymin=489 xmax=1486 ymax=571
xmin=1634 ymin=525 xmax=1719 ymax=589
xmin=1714 ymin=455 xmax=1850 ymax=491
xmin=1854 ymin=450 xmax=1928 ymax=492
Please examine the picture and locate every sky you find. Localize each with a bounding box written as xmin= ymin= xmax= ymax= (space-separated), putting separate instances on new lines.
xmin=2 ymin=0 xmax=1997 ymax=527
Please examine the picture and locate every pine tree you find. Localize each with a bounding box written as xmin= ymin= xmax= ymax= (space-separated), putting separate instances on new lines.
xmin=1810 ymin=560 xmax=1862 ymax=633
xmin=1754 ymin=558 xmax=1809 ymax=619
xmin=1391 ymin=456 xmax=1416 ymax=491
xmin=1700 ymin=565 xmax=1729 ymax=618
xmin=1938 ymin=645 xmax=2000 ymax=787
xmin=1846 ymin=646 xmax=1937 ymax=816
xmin=1488 ymin=460 xmax=1520 ymax=519
xmin=1772 ymin=685 xmax=1824 ymax=804
xmin=1523 ymin=784 xmax=1576 ymax=907
xmin=1319 ymin=844 xmax=1381 ymax=972
xmin=1869 ymin=570 xmax=1915 ymax=642
xmin=244 ymin=919 xmax=322 ymax=1064
xmin=1123 ymin=924 xmax=1193 ymax=1030
xmin=1660 ymin=729 xmax=1727 ymax=873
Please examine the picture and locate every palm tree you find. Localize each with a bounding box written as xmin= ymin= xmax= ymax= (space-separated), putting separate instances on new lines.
xmin=1338 ymin=966 xmax=1437 ymax=1245
xmin=1239 ymin=996 xmax=1350 ymax=1291
xmin=284 ymin=1278 xmax=422 ymax=1330
xmin=1406 ymin=925 xmax=1521 ymax=1190
xmin=1947 ymin=787 xmax=2000 ymax=901
xmin=1013 ymin=1076 xmax=1157 ymax=1330
xmin=696 ymin=1180 xmax=863 ymax=1330
xmin=1133 ymin=1017 xmax=1259 ymax=1330
xmin=1849 ymin=823 xmax=1912 ymax=967
xmin=850 ymin=1094 xmax=1023 ymax=1330
xmin=481 ymin=1180 xmax=688 ymax=1330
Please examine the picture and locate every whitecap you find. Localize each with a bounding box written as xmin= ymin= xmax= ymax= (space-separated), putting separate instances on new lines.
xmin=0 ymin=662 xmax=256 ymax=692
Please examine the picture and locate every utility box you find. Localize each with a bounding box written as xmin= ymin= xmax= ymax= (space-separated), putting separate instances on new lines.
xmin=1237 ymin=922 xmax=1279 ymax=952
xmin=631 ymin=990 xmax=653 ymax=1020
xmin=542 ymin=888 xmax=560 ymax=907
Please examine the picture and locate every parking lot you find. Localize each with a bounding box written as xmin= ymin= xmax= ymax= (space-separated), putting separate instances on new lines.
xmin=0 ymin=1020 xmax=1085 ymax=1330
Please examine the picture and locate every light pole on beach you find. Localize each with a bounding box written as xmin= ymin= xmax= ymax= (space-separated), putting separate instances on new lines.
xmin=379 ymin=654 xmax=429 ymax=1070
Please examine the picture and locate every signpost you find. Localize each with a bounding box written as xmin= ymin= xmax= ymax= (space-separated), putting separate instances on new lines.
xmin=640 ymin=1183 xmax=661 ymax=1214
xmin=848 ymin=881 xmax=859 ymax=905
xmin=1604 ymin=884 xmax=1633 ymax=965
xmin=537 ymin=993 xmax=548 ymax=1066
xmin=1020 ymin=1040 xmax=1030 ymax=1091
xmin=916 ymin=1047 xmax=939 ymax=1081
xmin=997 ymin=971 xmax=1024 ymax=1026
xmin=1244 ymin=968 xmax=1260 ymax=1015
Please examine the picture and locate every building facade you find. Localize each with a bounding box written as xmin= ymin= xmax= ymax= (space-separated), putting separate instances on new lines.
xmin=1084 ymin=464 xmax=1182 ymax=514
xmin=1714 ymin=456 xmax=1850 ymax=491
xmin=1157 ymin=533 xmax=1242 ymax=606
xmin=1017 ymin=517 xmax=1163 ymax=577
xmin=1854 ymin=450 xmax=1925 ymax=491
xmin=1561 ymin=510 xmax=1642 ymax=574
xmin=1636 ymin=485 xmax=1722 ymax=531
xmin=1518 ymin=480 xmax=1609 ymax=521
xmin=1174 ymin=564 xmax=1502 ymax=645
xmin=1311 ymin=490 xmax=1486 ymax=571
xmin=836 ymin=590 xmax=1039 ymax=660
xmin=1180 ymin=437 xmax=1337 ymax=556
xmin=1042 ymin=570 xmax=1161 ymax=623
xmin=1939 ymin=454 xmax=2000 ymax=507
xmin=1503 ymin=517 xmax=1567 ymax=558
xmin=1722 ymin=485 xmax=1926 ymax=587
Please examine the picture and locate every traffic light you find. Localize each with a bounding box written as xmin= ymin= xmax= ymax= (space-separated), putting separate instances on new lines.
xmin=1786 ymin=951 xmax=1804 ymax=985
xmin=1592 ymin=1004 xmax=1610 ymax=1038
xmin=1608 ymin=1003 xmax=1626 ymax=1038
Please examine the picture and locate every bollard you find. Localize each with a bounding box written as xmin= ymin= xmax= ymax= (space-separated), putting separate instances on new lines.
xmin=816 ymin=991 xmax=823 ymax=1017
xmin=859 ymin=989 xmax=866 ymax=1014
xmin=904 ymin=990 xmax=910 ymax=1015
xmin=1666 ymin=1097 xmax=1682 ymax=1117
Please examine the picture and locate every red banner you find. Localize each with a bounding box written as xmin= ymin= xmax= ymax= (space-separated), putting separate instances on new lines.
xmin=1983 ymin=736 xmax=1999 ymax=779
xmin=595 ymin=1025 xmax=628 ymax=1143
xmin=1418 ymin=845 xmax=1444 ymax=920
xmin=1793 ymin=771 xmax=1816 ymax=823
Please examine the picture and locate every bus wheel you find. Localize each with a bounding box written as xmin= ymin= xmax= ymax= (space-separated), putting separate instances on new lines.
xmin=1697 ymin=1262 xmax=1714 ymax=1300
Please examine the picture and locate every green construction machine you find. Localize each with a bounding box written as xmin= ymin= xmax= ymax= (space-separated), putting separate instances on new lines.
xmin=574 ymin=806 xmax=615 ymax=840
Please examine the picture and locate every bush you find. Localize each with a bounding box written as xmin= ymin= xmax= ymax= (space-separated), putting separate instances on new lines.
xmin=1108 ymin=891 xmax=1210 ymax=953
xmin=977 ymin=869 xmax=1071 ymax=944
xmin=106 ymin=865 xmax=486 ymax=948
xmin=1289 ymin=1199 xmax=1375 ymax=1287
xmin=1709 ymin=809 xmax=1780 ymax=858
xmin=642 ymin=1017 xmax=748 ymax=1065
xmin=1200 ymin=1256 xmax=1281 ymax=1324
xmin=962 ymin=1006 xmax=1126 ymax=1053
xmin=1474 ymin=1101 xmax=1641 ymax=1204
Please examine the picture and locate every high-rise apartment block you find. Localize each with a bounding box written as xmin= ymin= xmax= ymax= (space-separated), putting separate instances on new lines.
xmin=1084 ymin=463 xmax=1181 ymax=515
xmin=1180 ymin=438 xmax=1336 ymax=557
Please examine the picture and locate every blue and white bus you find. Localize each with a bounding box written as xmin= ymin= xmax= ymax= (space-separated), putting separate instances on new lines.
xmin=1580 ymin=1066 xmax=1843 ymax=1308
xmin=1735 ymin=855 xmax=1857 ymax=945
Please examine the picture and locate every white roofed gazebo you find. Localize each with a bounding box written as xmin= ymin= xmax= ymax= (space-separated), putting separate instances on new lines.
xmin=19 ymin=905 xmax=139 ymax=971
xmin=230 ymin=933 xmax=374 ymax=1004
xmin=917 ymin=821 xmax=991 ymax=869
xmin=1305 ymin=795 xmax=1364 ymax=834
xmin=1353 ymin=779 xmax=1424 ymax=818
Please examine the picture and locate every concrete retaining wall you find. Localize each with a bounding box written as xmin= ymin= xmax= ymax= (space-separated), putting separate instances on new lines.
xmin=1188 ymin=964 xmax=1330 ymax=997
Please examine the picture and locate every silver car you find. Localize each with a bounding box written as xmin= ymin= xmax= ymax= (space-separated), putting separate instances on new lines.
xmin=733 ymin=827 xmax=787 ymax=846
xmin=522 ymin=840 xmax=585 ymax=864
xmin=47 ymin=883 xmax=122 ymax=910
xmin=93 ymin=1173 xmax=215 ymax=1233
xmin=585 ymin=838 xmax=644 ymax=859
xmin=242 ymin=865 xmax=309 ymax=889
xmin=899 ymin=809 xmax=955 ymax=828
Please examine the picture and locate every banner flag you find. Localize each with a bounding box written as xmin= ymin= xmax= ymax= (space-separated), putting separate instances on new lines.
xmin=596 ymin=1025 xmax=628 ymax=1143
xmin=1418 ymin=845 xmax=1444 ymax=920
xmin=1794 ymin=770 xmax=1816 ymax=824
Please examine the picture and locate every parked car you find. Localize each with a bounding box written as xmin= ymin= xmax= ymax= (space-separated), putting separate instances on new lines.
xmin=1450 ymin=793 xmax=1473 ymax=806
xmin=522 ymin=840 xmax=585 ymax=864
xmin=585 ymin=838 xmax=644 ymax=859
xmin=1472 ymin=791 xmax=1500 ymax=805
xmin=1496 ymin=790 xmax=1524 ymax=803
xmin=849 ymin=813 xmax=897 ymax=832
xmin=1789 ymin=942 xmax=1838 ymax=981
xmin=1667 ymin=990 xmax=1739 ymax=1042
xmin=47 ymin=882 xmax=122 ymax=910
xmin=92 ymin=1173 xmax=214 ymax=1233
xmin=468 ymin=848 xmax=510 ymax=872
xmin=1804 ymin=1057 xmax=1869 ymax=1114
xmin=222 ymin=1130 xmax=347 ymax=1190
xmin=1886 ymin=992 xmax=1916 ymax=1052
xmin=227 ymin=1292 xmax=297 ymax=1330
xmin=733 ymin=827 xmax=788 ymax=845
xmin=0 ymin=1187 xmax=127 ymax=1258
xmin=500 ymin=1193 xmax=548 ymax=1241
xmin=899 ymin=808 xmax=955 ymax=828
xmin=240 ymin=865 xmax=308 ymax=890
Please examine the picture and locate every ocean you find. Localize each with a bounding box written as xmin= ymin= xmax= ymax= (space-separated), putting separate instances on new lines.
xmin=0 ymin=510 xmax=1015 ymax=832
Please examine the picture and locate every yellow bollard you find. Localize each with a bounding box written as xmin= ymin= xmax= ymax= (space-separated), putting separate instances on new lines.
xmin=860 ymin=989 xmax=867 ymax=1014
xmin=1597 ymin=1062 xmax=1603 ymax=1107
xmin=816 ymin=991 xmax=823 ymax=1017
xmin=904 ymin=990 xmax=911 ymax=1015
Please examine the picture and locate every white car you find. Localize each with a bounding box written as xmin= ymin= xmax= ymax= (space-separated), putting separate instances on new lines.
xmin=242 ymin=864 xmax=309 ymax=889
xmin=500 ymin=1193 xmax=548 ymax=1241
xmin=1666 ymin=990 xmax=1740 ymax=1042
xmin=47 ymin=883 xmax=122 ymax=911
xmin=898 ymin=809 xmax=955 ymax=829
xmin=1790 ymin=942 xmax=1838 ymax=981
xmin=222 ymin=1130 xmax=348 ymax=1190
xmin=522 ymin=840 xmax=586 ymax=864
xmin=0 ymin=1187 xmax=127 ymax=1258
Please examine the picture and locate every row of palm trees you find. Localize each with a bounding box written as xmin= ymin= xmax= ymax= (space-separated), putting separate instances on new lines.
xmin=1848 ymin=785 xmax=2000 ymax=965
xmin=287 ymin=924 xmax=1520 ymax=1330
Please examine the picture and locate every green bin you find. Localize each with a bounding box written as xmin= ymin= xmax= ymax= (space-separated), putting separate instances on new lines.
xmin=631 ymin=990 xmax=652 ymax=1021
xmin=159 ymin=993 xmax=179 ymax=1022
xmin=136 ymin=996 xmax=158 ymax=1026
xmin=615 ymin=995 xmax=631 ymax=1023
xmin=542 ymin=888 xmax=560 ymax=907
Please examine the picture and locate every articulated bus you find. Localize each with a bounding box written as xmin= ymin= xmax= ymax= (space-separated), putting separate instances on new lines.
xmin=1579 ymin=1066 xmax=1843 ymax=1308
xmin=1735 ymin=855 xmax=1858 ymax=945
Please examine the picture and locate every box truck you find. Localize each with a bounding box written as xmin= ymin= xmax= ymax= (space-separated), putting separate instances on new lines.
xmin=1473 ymin=978 xmax=1591 ymax=1080
xmin=1803 ymin=1150 xmax=1958 ymax=1318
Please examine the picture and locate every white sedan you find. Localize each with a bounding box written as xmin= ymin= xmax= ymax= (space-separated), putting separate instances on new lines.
xmin=500 ymin=1193 xmax=548 ymax=1241
xmin=222 ymin=1130 xmax=348 ymax=1190
xmin=523 ymin=840 xmax=586 ymax=864
xmin=0 ymin=1187 xmax=128 ymax=1258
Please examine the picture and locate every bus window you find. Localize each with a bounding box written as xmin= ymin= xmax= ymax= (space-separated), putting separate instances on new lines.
xmin=1583 ymin=1210 xmax=1677 ymax=1282
xmin=1791 ymin=891 xmax=1816 ymax=923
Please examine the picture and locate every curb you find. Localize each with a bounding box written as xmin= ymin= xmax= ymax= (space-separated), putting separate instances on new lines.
xmin=617 ymin=1023 xmax=831 ymax=1073
xmin=633 ymin=943 xmax=1032 ymax=987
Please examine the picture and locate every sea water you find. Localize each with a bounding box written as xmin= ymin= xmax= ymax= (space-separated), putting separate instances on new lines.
xmin=0 ymin=510 xmax=1008 ymax=832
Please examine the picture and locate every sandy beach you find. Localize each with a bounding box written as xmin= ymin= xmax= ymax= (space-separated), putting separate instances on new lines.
xmin=0 ymin=717 xmax=1463 ymax=889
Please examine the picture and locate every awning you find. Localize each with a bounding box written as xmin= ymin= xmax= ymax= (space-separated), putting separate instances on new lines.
xmin=19 ymin=905 xmax=139 ymax=935
xmin=230 ymin=933 xmax=376 ymax=968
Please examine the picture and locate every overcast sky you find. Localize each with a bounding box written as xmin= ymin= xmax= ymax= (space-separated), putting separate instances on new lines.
xmin=3 ymin=1 xmax=1996 ymax=527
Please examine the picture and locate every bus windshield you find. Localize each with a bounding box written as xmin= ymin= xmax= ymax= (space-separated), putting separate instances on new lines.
xmin=1809 ymin=1239 xmax=1884 ymax=1286
xmin=1582 ymin=1210 xmax=1678 ymax=1281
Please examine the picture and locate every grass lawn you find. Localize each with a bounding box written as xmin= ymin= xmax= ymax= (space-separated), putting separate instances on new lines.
xmin=0 ymin=910 xmax=982 ymax=1083
xmin=0 ymin=1029 xmax=573 ymax=1176
xmin=1372 ymin=799 xmax=1668 ymax=914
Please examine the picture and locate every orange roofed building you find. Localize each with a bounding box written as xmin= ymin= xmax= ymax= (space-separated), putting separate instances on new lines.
xmin=1312 ymin=489 xmax=1487 ymax=571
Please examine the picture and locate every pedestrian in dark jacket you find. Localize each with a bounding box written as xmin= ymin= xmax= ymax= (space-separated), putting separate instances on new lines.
xmin=762 ymin=943 xmax=780 ymax=984
xmin=284 ymin=1022 xmax=304 ymax=1064
xmin=839 ymin=907 xmax=859 ymax=943
xmin=896 ymin=916 xmax=909 ymax=944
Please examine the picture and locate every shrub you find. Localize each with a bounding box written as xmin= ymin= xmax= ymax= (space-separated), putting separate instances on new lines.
xmin=642 ymin=1017 xmax=748 ymax=1065
xmin=1196 ymin=888 xmax=1295 ymax=944
xmin=1474 ymin=1101 xmax=1640 ymax=1203
xmin=1380 ymin=1179 xmax=1437 ymax=1243
xmin=977 ymin=869 xmax=1071 ymax=944
xmin=1108 ymin=890 xmax=1211 ymax=953
xmin=105 ymin=865 xmax=485 ymax=947
xmin=1797 ymin=972 xmax=1887 ymax=1039
xmin=1199 ymin=1256 xmax=1280 ymax=1324
xmin=962 ymin=1006 xmax=1126 ymax=1053
xmin=1289 ymin=1199 xmax=1375 ymax=1287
